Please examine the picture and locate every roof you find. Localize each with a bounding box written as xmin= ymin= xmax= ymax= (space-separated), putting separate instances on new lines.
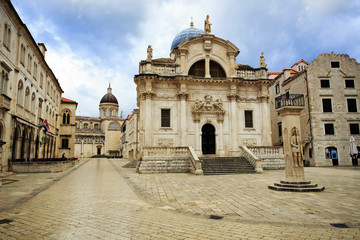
xmin=170 ymin=27 xmax=204 ymax=51
xmin=268 ymin=72 xmax=282 ymax=75
xmin=61 ymin=97 xmax=77 ymax=104
xmin=100 ymin=93 xmax=118 ymax=104
xmin=291 ymin=59 xmax=309 ymax=68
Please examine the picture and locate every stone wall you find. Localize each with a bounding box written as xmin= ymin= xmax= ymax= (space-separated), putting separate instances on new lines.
xmin=12 ymin=160 xmax=79 ymax=173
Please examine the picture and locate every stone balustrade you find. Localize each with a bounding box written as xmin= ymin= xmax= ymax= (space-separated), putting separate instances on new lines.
xmin=247 ymin=146 xmax=284 ymax=170
xmin=239 ymin=146 xmax=263 ymax=173
xmin=187 ymin=146 xmax=203 ymax=175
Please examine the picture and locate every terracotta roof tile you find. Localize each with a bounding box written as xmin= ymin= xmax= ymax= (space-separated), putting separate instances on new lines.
xmin=61 ymin=97 xmax=77 ymax=103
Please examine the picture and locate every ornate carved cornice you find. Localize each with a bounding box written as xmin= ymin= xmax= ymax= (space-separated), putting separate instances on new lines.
xmin=227 ymin=93 xmax=239 ymax=101
xmin=177 ymin=92 xmax=189 ymax=100
xmin=140 ymin=91 xmax=156 ymax=100
xmin=191 ymin=94 xmax=226 ymax=122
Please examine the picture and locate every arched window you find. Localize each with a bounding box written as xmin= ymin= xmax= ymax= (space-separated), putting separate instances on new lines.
xmin=83 ymin=123 xmax=88 ymax=129
xmin=25 ymin=87 xmax=30 ymax=109
xmin=110 ymin=110 xmax=112 ymax=116
xmin=17 ymin=81 xmax=23 ymax=105
xmin=62 ymin=110 xmax=71 ymax=124
xmin=20 ymin=44 xmax=25 ymax=65
xmin=188 ymin=60 xmax=205 ymax=77
xmin=210 ymin=60 xmax=226 ymax=78
xmin=94 ymin=124 xmax=99 ymax=130
xmin=31 ymin=92 xmax=36 ymax=112
xmin=103 ymin=109 xmax=106 ymax=116
xmin=0 ymin=71 xmax=9 ymax=94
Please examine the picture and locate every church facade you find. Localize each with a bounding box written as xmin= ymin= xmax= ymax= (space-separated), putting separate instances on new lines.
xmin=74 ymin=85 xmax=124 ymax=158
xmin=135 ymin=18 xmax=273 ymax=162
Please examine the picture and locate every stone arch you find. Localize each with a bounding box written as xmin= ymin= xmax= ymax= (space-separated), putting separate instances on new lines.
xmin=62 ymin=108 xmax=71 ymax=124
xmin=188 ymin=59 xmax=227 ymax=78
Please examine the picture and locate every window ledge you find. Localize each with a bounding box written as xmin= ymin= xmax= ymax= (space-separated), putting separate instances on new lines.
xmin=160 ymin=127 xmax=172 ymax=130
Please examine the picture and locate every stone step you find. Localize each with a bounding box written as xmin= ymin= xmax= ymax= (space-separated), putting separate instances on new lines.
xmin=200 ymin=157 xmax=255 ymax=175
xmin=269 ymin=181 xmax=325 ymax=192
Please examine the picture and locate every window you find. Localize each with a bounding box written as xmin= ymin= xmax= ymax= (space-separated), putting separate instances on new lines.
xmin=209 ymin=60 xmax=226 ymax=78
xmin=61 ymin=139 xmax=69 ymax=149
xmin=33 ymin=62 xmax=38 ymax=79
xmin=275 ymin=84 xmax=280 ymax=94
xmin=324 ymin=123 xmax=334 ymax=135
xmin=3 ymin=23 xmax=11 ymax=49
xmin=0 ymin=70 xmax=9 ymax=94
xmin=40 ymin=73 xmax=43 ymax=88
xmin=103 ymin=109 xmax=106 ymax=116
xmin=345 ymin=79 xmax=355 ymax=88
xmin=244 ymin=110 xmax=253 ymax=128
xmin=320 ymin=79 xmax=330 ymax=88
xmin=278 ymin=122 xmax=282 ymax=137
xmin=27 ymin=54 xmax=32 ymax=73
xmin=322 ymin=98 xmax=332 ymax=112
xmin=24 ymin=87 xmax=30 ymax=109
xmin=17 ymin=81 xmax=23 ymax=105
xmin=331 ymin=61 xmax=340 ymax=68
xmin=31 ymin=93 xmax=35 ymax=112
xmin=350 ymin=124 xmax=360 ymax=135
xmin=161 ymin=109 xmax=170 ymax=127
xmin=20 ymin=44 xmax=25 ymax=65
xmin=94 ymin=124 xmax=99 ymax=130
xmin=110 ymin=110 xmax=112 ymax=116
xmin=188 ymin=60 xmax=205 ymax=77
xmin=347 ymin=99 xmax=357 ymax=112
xmin=83 ymin=123 xmax=88 ymax=129
xmin=62 ymin=111 xmax=70 ymax=124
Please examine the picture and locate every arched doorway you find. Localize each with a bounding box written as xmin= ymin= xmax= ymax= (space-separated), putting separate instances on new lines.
xmin=97 ymin=145 xmax=102 ymax=155
xmin=202 ymin=124 xmax=216 ymax=154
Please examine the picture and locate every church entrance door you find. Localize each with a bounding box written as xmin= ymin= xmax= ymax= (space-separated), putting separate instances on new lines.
xmin=202 ymin=124 xmax=215 ymax=154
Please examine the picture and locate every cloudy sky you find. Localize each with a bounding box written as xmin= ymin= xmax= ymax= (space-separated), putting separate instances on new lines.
xmin=11 ymin=0 xmax=360 ymax=117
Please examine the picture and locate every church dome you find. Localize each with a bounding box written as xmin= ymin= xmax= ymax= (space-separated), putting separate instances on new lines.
xmin=100 ymin=85 xmax=118 ymax=104
xmin=170 ymin=26 xmax=204 ymax=51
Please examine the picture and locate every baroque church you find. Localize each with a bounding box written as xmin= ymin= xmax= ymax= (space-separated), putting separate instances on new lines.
xmin=135 ymin=17 xmax=274 ymax=173
xmin=74 ymin=85 xmax=124 ymax=158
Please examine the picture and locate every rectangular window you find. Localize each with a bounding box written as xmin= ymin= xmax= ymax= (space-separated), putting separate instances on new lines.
xmin=350 ymin=124 xmax=360 ymax=135
xmin=161 ymin=109 xmax=170 ymax=127
xmin=61 ymin=139 xmax=69 ymax=148
xmin=278 ymin=122 xmax=282 ymax=137
xmin=345 ymin=79 xmax=355 ymax=88
xmin=275 ymin=84 xmax=280 ymax=94
xmin=324 ymin=123 xmax=334 ymax=135
xmin=331 ymin=61 xmax=340 ymax=68
xmin=322 ymin=98 xmax=332 ymax=112
xmin=347 ymin=98 xmax=357 ymax=112
xmin=320 ymin=79 xmax=330 ymax=88
xmin=244 ymin=110 xmax=253 ymax=128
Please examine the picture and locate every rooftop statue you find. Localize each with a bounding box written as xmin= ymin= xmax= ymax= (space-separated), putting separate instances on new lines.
xmin=204 ymin=15 xmax=211 ymax=34
xmin=147 ymin=45 xmax=153 ymax=61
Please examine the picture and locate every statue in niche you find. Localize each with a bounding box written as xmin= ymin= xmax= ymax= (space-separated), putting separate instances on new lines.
xmin=204 ymin=15 xmax=212 ymax=34
xmin=260 ymin=52 xmax=267 ymax=68
xmin=290 ymin=127 xmax=303 ymax=167
xmin=213 ymin=99 xmax=224 ymax=111
xmin=147 ymin=45 xmax=153 ymax=60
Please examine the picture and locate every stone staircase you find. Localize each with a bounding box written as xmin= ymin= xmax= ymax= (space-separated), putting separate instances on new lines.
xmin=199 ymin=157 xmax=256 ymax=175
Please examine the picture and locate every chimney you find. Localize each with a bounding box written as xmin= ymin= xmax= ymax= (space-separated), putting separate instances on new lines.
xmin=283 ymin=67 xmax=291 ymax=80
xmin=38 ymin=43 xmax=47 ymax=58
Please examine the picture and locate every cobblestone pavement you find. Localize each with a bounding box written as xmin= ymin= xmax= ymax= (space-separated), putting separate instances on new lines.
xmin=113 ymin=160 xmax=360 ymax=228
xmin=0 ymin=158 xmax=358 ymax=239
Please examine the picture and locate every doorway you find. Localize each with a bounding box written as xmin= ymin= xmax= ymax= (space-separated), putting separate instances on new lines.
xmin=326 ymin=147 xmax=338 ymax=166
xmin=202 ymin=124 xmax=216 ymax=154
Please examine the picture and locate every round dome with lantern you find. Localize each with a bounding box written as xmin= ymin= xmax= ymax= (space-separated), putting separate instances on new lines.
xmin=99 ymin=84 xmax=119 ymax=118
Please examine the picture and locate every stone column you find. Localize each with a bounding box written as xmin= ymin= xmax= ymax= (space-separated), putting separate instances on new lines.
xmin=205 ymin=57 xmax=210 ymax=78
xmin=195 ymin=120 xmax=200 ymax=153
xmin=228 ymin=92 xmax=239 ymax=156
xmin=278 ymin=106 xmax=305 ymax=182
xmin=218 ymin=118 xmax=225 ymax=156
xmin=178 ymin=92 xmax=188 ymax=146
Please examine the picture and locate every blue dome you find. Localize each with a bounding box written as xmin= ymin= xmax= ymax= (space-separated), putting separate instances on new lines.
xmin=170 ymin=27 xmax=204 ymax=51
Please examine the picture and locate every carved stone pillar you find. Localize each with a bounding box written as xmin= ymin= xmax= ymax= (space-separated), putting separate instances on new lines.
xmin=195 ymin=120 xmax=200 ymax=153
xmin=227 ymin=93 xmax=239 ymax=155
xmin=178 ymin=92 xmax=188 ymax=146
xmin=144 ymin=92 xmax=154 ymax=147
xmin=218 ymin=119 xmax=225 ymax=156
xmin=205 ymin=57 xmax=210 ymax=78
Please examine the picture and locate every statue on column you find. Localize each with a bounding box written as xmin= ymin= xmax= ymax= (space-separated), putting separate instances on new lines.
xmin=204 ymin=15 xmax=212 ymax=34
xmin=290 ymin=127 xmax=303 ymax=167
xmin=147 ymin=45 xmax=153 ymax=61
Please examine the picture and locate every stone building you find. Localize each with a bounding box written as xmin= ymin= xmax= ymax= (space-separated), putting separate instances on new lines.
xmin=0 ymin=0 xmax=63 ymax=172
xmin=135 ymin=18 xmax=273 ymax=172
xmin=120 ymin=109 xmax=139 ymax=160
xmin=74 ymin=85 xmax=124 ymax=158
xmin=270 ymin=53 xmax=360 ymax=166
xmin=58 ymin=97 xmax=77 ymax=158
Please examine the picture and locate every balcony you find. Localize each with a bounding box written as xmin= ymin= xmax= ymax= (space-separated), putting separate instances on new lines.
xmin=0 ymin=94 xmax=11 ymax=111
xmin=275 ymin=93 xmax=305 ymax=109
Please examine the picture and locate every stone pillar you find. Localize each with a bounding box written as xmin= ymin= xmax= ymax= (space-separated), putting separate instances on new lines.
xmin=195 ymin=120 xmax=200 ymax=153
xmin=260 ymin=95 xmax=272 ymax=146
xmin=178 ymin=93 xmax=188 ymax=146
xmin=205 ymin=57 xmax=210 ymax=78
xmin=228 ymin=91 xmax=239 ymax=156
xmin=278 ymin=107 xmax=305 ymax=182
xmin=218 ymin=119 xmax=225 ymax=156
